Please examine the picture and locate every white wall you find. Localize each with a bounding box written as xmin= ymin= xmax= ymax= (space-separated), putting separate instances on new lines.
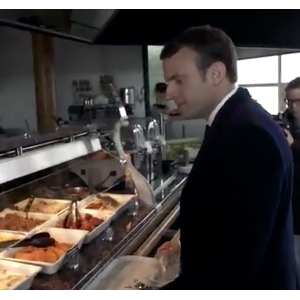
xmin=0 ymin=27 xmax=144 ymax=131
xmin=0 ymin=28 xmax=36 ymax=130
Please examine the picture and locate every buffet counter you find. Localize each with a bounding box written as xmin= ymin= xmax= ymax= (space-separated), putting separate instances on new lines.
xmin=33 ymin=173 xmax=186 ymax=290
xmin=0 ymin=129 xmax=186 ymax=290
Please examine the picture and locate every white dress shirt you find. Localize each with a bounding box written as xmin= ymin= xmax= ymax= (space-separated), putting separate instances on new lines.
xmin=207 ymin=86 xmax=238 ymax=126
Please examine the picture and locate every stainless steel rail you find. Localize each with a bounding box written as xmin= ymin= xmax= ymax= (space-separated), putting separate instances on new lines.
xmin=0 ymin=135 xmax=102 ymax=184
xmin=135 ymin=203 xmax=179 ymax=257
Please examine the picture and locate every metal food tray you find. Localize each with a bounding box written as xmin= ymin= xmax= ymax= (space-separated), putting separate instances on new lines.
xmin=48 ymin=209 xmax=111 ymax=244
xmin=0 ymin=209 xmax=54 ymax=234
xmin=0 ymin=227 xmax=88 ymax=275
xmin=0 ymin=259 xmax=41 ymax=290
xmin=85 ymin=256 xmax=161 ymax=290
xmin=14 ymin=198 xmax=71 ymax=215
xmin=82 ymin=193 xmax=136 ymax=221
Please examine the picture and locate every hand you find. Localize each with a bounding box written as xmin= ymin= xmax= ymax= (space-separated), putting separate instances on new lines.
xmin=284 ymin=129 xmax=294 ymax=145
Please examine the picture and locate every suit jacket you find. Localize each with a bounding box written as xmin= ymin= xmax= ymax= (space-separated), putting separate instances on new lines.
xmin=280 ymin=110 xmax=300 ymax=235
xmin=282 ymin=109 xmax=300 ymax=139
xmin=289 ymin=136 xmax=300 ymax=235
xmin=163 ymin=88 xmax=298 ymax=290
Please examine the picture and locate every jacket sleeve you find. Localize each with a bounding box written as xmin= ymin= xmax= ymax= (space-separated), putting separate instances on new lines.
xmin=163 ymin=124 xmax=289 ymax=290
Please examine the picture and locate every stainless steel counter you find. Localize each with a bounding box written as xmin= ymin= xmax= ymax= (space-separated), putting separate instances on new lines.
xmin=80 ymin=172 xmax=186 ymax=290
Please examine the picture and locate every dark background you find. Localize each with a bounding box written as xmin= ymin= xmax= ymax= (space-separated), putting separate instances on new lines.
xmin=95 ymin=10 xmax=300 ymax=48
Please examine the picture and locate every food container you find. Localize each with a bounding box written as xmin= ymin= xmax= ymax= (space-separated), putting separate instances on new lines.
xmin=0 ymin=209 xmax=53 ymax=233
xmin=0 ymin=227 xmax=88 ymax=275
xmin=84 ymin=256 xmax=161 ymax=290
xmin=14 ymin=198 xmax=71 ymax=215
xmin=83 ymin=193 xmax=135 ymax=220
xmin=0 ymin=231 xmax=26 ymax=251
xmin=50 ymin=209 xmax=111 ymax=244
xmin=0 ymin=259 xmax=42 ymax=290
xmin=83 ymin=208 xmax=115 ymax=220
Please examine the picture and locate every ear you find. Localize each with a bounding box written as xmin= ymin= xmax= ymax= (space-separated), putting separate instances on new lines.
xmin=207 ymin=62 xmax=227 ymax=85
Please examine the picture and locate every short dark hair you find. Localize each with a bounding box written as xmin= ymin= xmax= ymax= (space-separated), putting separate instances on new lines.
xmin=154 ymin=82 xmax=167 ymax=93
xmin=160 ymin=25 xmax=238 ymax=83
xmin=285 ymin=77 xmax=300 ymax=92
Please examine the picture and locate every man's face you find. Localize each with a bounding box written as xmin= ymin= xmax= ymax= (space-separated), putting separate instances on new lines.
xmin=162 ymin=47 xmax=226 ymax=120
xmin=286 ymin=88 xmax=300 ymax=120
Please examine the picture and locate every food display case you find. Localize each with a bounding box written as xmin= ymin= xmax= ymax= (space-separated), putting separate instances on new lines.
xmin=0 ymin=120 xmax=187 ymax=290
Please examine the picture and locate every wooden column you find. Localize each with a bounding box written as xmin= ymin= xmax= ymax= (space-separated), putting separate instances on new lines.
xmin=31 ymin=33 xmax=56 ymax=134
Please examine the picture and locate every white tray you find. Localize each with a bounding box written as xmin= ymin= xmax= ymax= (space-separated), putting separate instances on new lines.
xmin=85 ymin=256 xmax=161 ymax=290
xmin=0 ymin=230 xmax=26 ymax=242
xmin=14 ymin=198 xmax=71 ymax=215
xmin=0 ymin=231 xmax=26 ymax=251
xmin=83 ymin=193 xmax=135 ymax=220
xmin=0 ymin=259 xmax=41 ymax=290
xmin=48 ymin=209 xmax=110 ymax=244
xmin=0 ymin=227 xmax=88 ymax=275
xmin=0 ymin=209 xmax=53 ymax=233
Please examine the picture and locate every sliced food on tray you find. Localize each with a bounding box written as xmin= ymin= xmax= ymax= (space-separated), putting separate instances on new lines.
xmin=0 ymin=268 xmax=28 ymax=290
xmin=0 ymin=260 xmax=41 ymax=290
xmin=85 ymin=195 xmax=121 ymax=210
xmin=52 ymin=209 xmax=110 ymax=244
xmin=0 ymin=212 xmax=47 ymax=232
xmin=57 ymin=213 xmax=104 ymax=231
xmin=0 ymin=231 xmax=25 ymax=250
xmin=14 ymin=198 xmax=69 ymax=215
xmin=0 ymin=232 xmax=25 ymax=243
xmin=14 ymin=241 xmax=73 ymax=263
xmin=0 ymin=227 xmax=88 ymax=275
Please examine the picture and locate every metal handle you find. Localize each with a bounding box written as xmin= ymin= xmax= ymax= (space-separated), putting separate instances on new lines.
xmin=24 ymin=196 xmax=35 ymax=218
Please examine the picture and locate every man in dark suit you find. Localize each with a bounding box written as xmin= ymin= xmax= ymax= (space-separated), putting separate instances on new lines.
xmin=280 ymin=78 xmax=300 ymax=282
xmin=160 ymin=26 xmax=298 ymax=289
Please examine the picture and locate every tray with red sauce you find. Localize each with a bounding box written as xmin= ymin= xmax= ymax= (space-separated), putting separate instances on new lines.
xmin=49 ymin=209 xmax=110 ymax=244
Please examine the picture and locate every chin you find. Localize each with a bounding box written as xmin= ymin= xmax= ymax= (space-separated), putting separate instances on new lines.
xmin=184 ymin=109 xmax=204 ymax=120
xmin=169 ymin=112 xmax=201 ymax=121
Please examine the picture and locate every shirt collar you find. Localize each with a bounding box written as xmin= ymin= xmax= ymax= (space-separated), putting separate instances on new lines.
xmin=207 ymin=86 xmax=238 ymax=126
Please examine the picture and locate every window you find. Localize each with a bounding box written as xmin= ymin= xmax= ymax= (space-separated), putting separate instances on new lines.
xmin=237 ymin=56 xmax=278 ymax=85
xmin=245 ymin=86 xmax=279 ymax=114
xmin=281 ymin=52 xmax=300 ymax=83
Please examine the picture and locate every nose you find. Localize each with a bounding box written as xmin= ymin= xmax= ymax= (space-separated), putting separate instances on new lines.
xmin=165 ymin=82 xmax=177 ymax=101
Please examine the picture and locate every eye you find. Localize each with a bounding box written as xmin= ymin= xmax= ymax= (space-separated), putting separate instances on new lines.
xmin=175 ymin=78 xmax=183 ymax=85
